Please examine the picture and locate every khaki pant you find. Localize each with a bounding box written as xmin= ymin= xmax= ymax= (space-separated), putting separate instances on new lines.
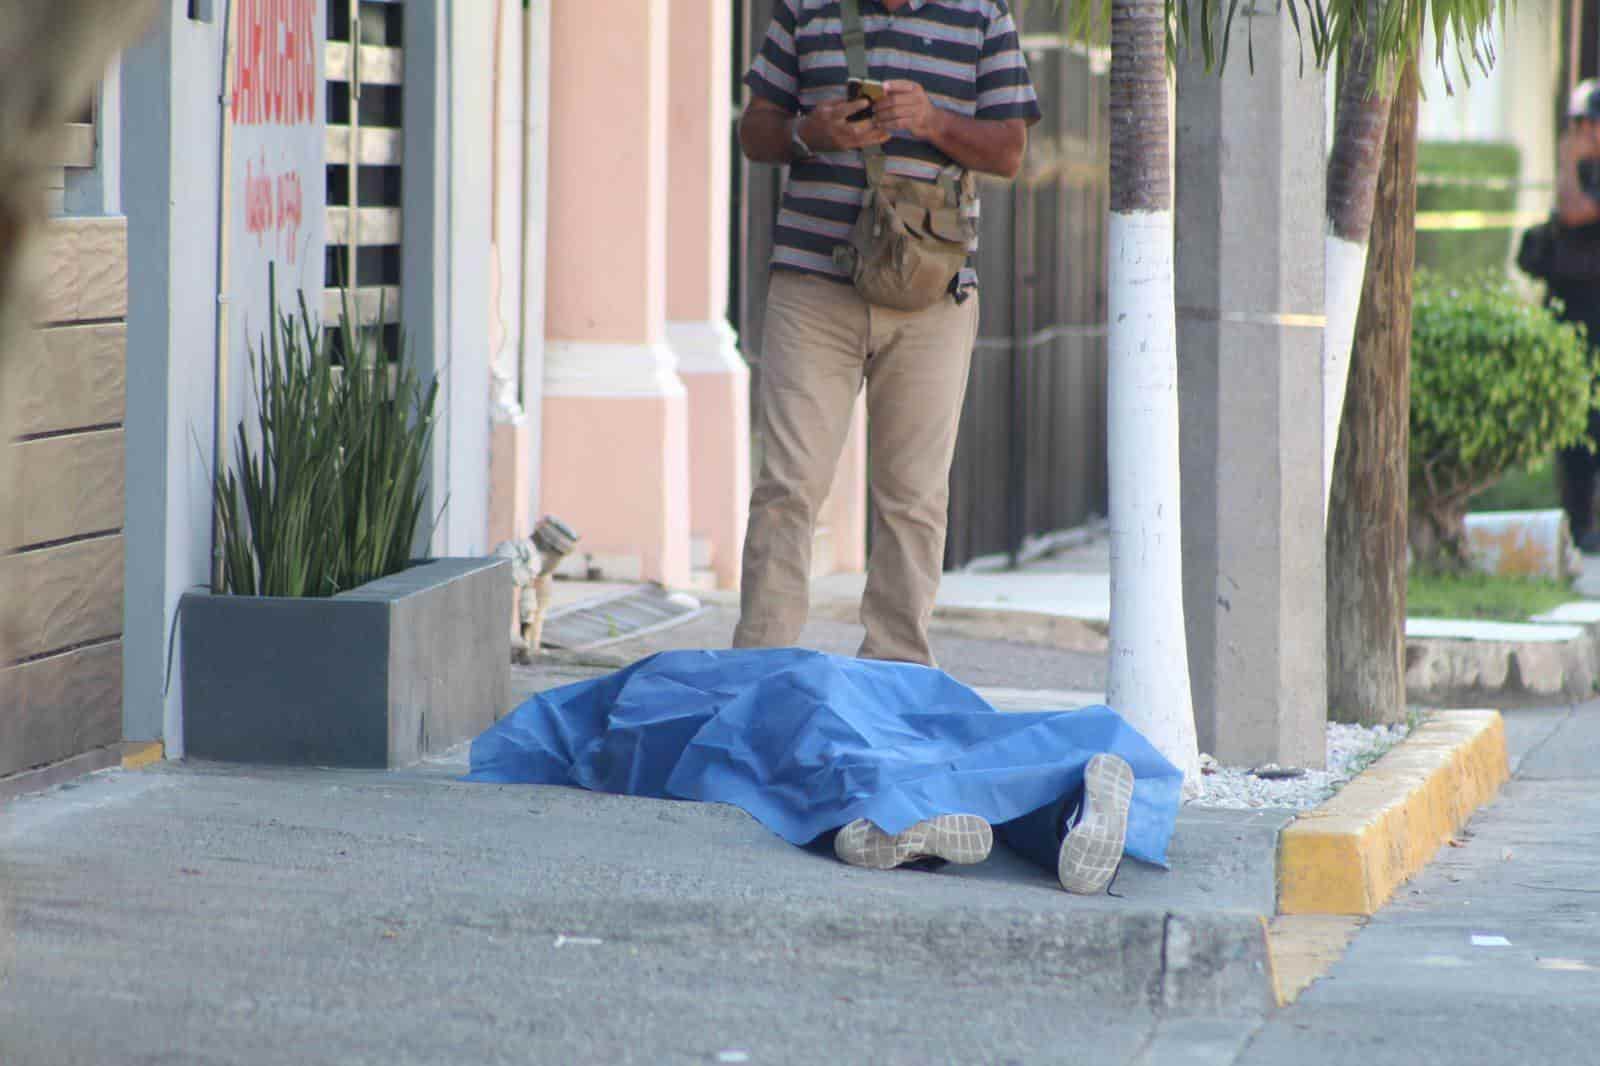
xmin=733 ymin=270 xmax=979 ymax=665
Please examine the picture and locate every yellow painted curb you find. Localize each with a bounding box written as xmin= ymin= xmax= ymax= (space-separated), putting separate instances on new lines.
xmin=1277 ymin=710 xmax=1509 ymax=916
xmin=121 ymin=742 xmax=166 ymax=771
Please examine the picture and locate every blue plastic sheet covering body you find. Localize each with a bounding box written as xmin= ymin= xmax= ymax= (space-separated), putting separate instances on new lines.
xmin=467 ymin=648 xmax=1183 ymax=867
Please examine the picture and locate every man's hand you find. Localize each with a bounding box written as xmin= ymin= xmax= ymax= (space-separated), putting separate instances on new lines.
xmin=797 ymin=97 xmax=891 ymax=152
xmin=741 ymin=86 xmax=1028 ymax=180
xmin=740 ymin=96 xmax=887 ymax=164
xmin=873 ymin=80 xmax=946 ymax=141
xmin=877 ymin=80 xmax=1026 ymax=178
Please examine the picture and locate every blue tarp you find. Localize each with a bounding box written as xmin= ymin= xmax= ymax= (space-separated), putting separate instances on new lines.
xmin=467 ymin=648 xmax=1183 ymax=867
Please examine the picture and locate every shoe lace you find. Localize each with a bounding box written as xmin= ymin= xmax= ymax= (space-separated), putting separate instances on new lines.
xmin=1104 ymin=860 xmax=1126 ymax=899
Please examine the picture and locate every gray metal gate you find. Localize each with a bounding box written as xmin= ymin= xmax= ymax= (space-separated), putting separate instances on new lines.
xmin=326 ymin=0 xmax=404 ymax=354
xmin=731 ymin=0 xmax=1112 ymax=570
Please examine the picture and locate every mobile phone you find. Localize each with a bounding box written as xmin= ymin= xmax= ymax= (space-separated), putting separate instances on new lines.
xmin=846 ymin=77 xmax=886 ymax=122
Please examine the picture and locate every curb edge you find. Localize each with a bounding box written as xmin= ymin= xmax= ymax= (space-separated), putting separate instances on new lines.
xmin=1277 ymin=709 xmax=1510 ymax=917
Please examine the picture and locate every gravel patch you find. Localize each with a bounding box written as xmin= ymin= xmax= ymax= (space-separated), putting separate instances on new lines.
xmin=1191 ymin=720 xmax=1412 ymax=810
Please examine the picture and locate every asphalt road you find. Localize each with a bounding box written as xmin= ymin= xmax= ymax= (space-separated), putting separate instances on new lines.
xmin=1229 ymin=700 xmax=1600 ymax=1066
xmin=599 ymin=604 xmax=1109 ymax=695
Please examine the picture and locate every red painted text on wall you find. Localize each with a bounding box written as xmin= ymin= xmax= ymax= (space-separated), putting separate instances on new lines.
xmin=244 ymin=155 xmax=305 ymax=264
xmin=231 ymin=0 xmax=318 ymax=127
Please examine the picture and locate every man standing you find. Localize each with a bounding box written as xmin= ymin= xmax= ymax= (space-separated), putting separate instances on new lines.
xmin=734 ymin=0 xmax=1041 ymax=665
xmin=1549 ymin=80 xmax=1600 ymax=552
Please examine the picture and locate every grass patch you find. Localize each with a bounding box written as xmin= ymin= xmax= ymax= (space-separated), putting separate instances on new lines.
xmin=1407 ymin=570 xmax=1574 ymax=622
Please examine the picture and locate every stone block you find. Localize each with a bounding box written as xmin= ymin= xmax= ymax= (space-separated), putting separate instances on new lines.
xmin=1463 ymin=509 xmax=1574 ymax=580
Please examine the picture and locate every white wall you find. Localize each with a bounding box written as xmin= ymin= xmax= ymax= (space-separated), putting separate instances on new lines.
xmin=402 ymin=0 xmax=494 ymax=558
xmin=122 ymin=7 xmax=227 ymax=752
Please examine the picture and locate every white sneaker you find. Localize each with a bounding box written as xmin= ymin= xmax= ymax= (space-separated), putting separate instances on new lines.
xmin=1058 ymin=753 xmax=1134 ymax=895
xmin=834 ymin=814 xmax=994 ymax=871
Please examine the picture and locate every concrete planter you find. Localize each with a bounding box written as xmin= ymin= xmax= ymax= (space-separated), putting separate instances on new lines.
xmin=181 ymin=558 xmax=511 ymax=767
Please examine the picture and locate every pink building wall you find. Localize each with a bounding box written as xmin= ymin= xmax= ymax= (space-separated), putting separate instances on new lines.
xmin=485 ymin=0 xmax=867 ymax=593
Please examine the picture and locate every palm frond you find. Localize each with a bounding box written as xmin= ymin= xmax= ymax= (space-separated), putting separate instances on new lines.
xmin=1053 ymin=0 xmax=1504 ymax=79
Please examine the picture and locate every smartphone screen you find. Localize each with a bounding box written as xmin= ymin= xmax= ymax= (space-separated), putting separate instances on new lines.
xmin=846 ymin=78 xmax=886 ymax=123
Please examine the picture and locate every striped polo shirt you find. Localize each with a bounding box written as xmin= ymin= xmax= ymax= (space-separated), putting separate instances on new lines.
xmin=744 ymin=0 xmax=1041 ymax=288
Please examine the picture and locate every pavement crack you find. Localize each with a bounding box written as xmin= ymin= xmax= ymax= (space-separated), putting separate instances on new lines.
xmin=1515 ymin=703 xmax=1579 ymax=778
xmin=1224 ymin=1016 xmax=1272 ymax=1066
xmin=1126 ymin=1022 xmax=1160 ymax=1066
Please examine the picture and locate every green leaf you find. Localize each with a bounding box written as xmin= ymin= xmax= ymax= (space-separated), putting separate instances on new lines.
xmin=209 ymin=281 xmax=438 ymax=599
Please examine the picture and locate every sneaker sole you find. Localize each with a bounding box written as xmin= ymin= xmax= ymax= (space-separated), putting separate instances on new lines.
xmin=834 ymin=814 xmax=994 ymax=870
xmin=1058 ymin=753 xmax=1134 ymax=895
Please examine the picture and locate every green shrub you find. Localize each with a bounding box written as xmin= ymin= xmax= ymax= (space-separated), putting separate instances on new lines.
xmin=214 ymin=289 xmax=438 ymax=597
xmin=1416 ymin=141 xmax=1520 ymax=280
xmin=1410 ymin=271 xmax=1595 ymax=569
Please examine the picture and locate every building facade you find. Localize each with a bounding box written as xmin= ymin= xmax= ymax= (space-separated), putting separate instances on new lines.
xmin=117 ymin=0 xmax=497 ymax=761
xmin=3 ymin=0 xmax=790 ymax=786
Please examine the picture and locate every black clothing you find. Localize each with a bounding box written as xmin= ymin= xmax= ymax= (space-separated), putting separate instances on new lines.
xmin=1530 ymin=218 xmax=1600 ymax=542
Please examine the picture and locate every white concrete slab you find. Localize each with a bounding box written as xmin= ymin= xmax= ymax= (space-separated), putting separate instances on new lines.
xmin=1405 ymin=617 xmax=1586 ymax=643
xmin=1530 ymin=601 xmax=1600 ymax=625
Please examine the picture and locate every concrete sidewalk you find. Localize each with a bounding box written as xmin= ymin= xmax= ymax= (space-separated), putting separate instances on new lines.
xmin=0 ymin=755 xmax=1283 ymax=1066
xmin=0 ymin=591 xmax=1541 ymax=1064
xmin=743 ymin=528 xmax=1600 ymax=707
xmin=786 ymin=529 xmax=1600 ymax=648
xmin=0 ymin=631 xmax=1290 ymax=1066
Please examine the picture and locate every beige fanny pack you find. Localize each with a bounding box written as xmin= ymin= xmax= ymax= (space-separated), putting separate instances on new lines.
xmin=833 ymin=0 xmax=976 ymax=312
xmin=835 ymin=169 xmax=976 ymax=312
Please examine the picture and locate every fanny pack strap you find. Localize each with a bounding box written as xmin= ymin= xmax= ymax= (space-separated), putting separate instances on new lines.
xmin=838 ymin=0 xmax=964 ymax=207
xmin=838 ymin=0 xmax=887 ymax=189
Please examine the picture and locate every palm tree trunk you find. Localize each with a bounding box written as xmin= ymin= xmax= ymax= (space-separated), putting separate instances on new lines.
xmin=1107 ymin=0 xmax=1199 ymax=786
xmin=1323 ymin=0 xmax=1395 ymax=508
xmin=1326 ymin=57 xmax=1418 ymax=726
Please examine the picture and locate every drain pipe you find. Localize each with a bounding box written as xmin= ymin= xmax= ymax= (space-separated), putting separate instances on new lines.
xmin=527 ymin=516 xmax=580 ymax=654
xmin=210 ymin=0 xmax=240 ymax=593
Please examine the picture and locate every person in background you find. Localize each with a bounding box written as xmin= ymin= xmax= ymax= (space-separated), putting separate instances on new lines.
xmin=1550 ymin=79 xmax=1600 ymax=552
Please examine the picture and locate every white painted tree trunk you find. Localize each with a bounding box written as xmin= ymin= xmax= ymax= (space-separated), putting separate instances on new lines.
xmin=1323 ymin=232 xmax=1370 ymax=508
xmin=1321 ymin=0 xmax=1392 ymax=520
xmin=1106 ymin=210 xmax=1201 ymax=790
